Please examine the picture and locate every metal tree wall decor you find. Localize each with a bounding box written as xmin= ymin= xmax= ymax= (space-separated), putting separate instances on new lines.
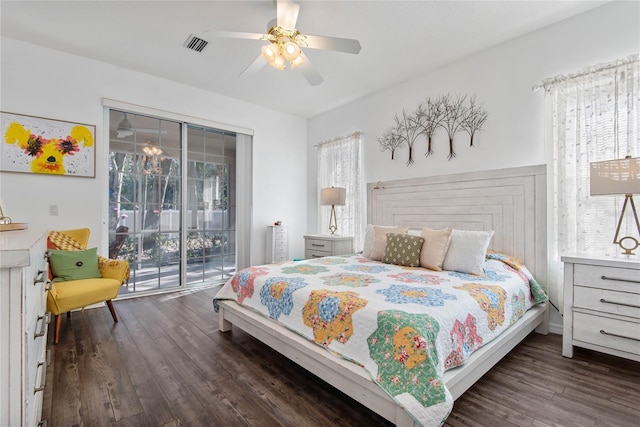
xmin=378 ymin=94 xmax=488 ymax=163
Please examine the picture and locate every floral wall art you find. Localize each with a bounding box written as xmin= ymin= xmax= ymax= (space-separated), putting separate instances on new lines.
xmin=1 ymin=111 xmax=95 ymax=177
xmin=378 ymin=94 xmax=488 ymax=165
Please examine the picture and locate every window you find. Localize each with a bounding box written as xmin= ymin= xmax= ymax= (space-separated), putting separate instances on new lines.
xmin=544 ymin=55 xmax=639 ymax=313
xmin=108 ymin=110 xmax=239 ymax=294
xmin=317 ymin=132 xmax=365 ymax=250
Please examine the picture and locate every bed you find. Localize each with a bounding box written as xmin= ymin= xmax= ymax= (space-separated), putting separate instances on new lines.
xmin=214 ymin=165 xmax=549 ymax=426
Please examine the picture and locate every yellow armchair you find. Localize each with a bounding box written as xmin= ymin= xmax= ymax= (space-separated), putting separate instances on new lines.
xmin=47 ymin=228 xmax=129 ymax=344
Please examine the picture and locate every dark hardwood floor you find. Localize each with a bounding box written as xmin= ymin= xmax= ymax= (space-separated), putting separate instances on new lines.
xmin=43 ymin=285 xmax=640 ymax=427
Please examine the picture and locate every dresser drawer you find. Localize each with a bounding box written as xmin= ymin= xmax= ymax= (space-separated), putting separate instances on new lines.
xmin=574 ymin=264 xmax=640 ymax=292
xmin=272 ymin=254 xmax=287 ymax=263
xmin=574 ymin=286 xmax=640 ymax=319
xmin=573 ymin=312 xmax=640 ymax=356
xmin=273 ymin=238 xmax=287 ymax=247
xmin=305 ymin=239 xmax=332 ymax=252
xmin=274 ymin=230 xmax=287 ymax=240
xmin=273 ymin=245 xmax=287 ymax=255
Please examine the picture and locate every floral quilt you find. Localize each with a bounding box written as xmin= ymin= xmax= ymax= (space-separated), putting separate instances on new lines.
xmin=213 ymin=252 xmax=547 ymax=426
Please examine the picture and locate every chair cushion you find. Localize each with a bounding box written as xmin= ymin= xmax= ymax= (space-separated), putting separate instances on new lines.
xmin=49 ymin=248 xmax=101 ymax=282
xmin=47 ymin=277 xmax=121 ymax=315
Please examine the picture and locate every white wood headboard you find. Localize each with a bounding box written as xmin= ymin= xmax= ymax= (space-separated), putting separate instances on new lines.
xmin=368 ymin=165 xmax=547 ymax=290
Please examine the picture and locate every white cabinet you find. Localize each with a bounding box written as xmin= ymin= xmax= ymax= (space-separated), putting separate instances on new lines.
xmin=0 ymin=228 xmax=49 ymax=427
xmin=266 ymin=226 xmax=288 ymax=263
xmin=304 ymin=235 xmax=354 ymax=259
xmin=562 ymin=254 xmax=640 ymax=362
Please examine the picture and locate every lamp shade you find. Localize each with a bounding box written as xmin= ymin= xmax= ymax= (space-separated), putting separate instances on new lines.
xmin=320 ymin=187 xmax=346 ymax=206
xmin=117 ymin=113 xmax=134 ymax=138
xmin=590 ymin=157 xmax=640 ymax=195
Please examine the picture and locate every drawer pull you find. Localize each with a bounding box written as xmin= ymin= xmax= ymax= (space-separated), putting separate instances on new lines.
xmin=34 ymin=361 xmax=46 ymax=394
xmin=34 ymin=312 xmax=50 ymax=339
xmin=600 ymin=329 xmax=640 ymax=342
xmin=311 ymin=243 xmax=326 ymax=247
xmin=34 ymin=269 xmax=46 ymax=285
xmin=600 ymin=298 xmax=640 ymax=309
xmin=601 ymin=275 xmax=640 ymax=284
xmin=311 ymin=254 xmax=322 ymax=258
xmin=38 ymin=421 xmax=48 ymax=427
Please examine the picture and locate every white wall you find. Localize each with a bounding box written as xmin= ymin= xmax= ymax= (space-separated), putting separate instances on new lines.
xmin=0 ymin=37 xmax=308 ymax=264
xmin=306 ymin=1 xmax=640 ymax=236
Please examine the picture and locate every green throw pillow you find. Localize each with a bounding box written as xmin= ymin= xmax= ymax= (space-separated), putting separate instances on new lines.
xmin=49 ymin=248 xmax=101 ymax=282
xmin=382 ymin=233 xmax=425 ymax=267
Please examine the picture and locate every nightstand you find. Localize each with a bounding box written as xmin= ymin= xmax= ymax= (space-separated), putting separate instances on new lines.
xmin=562 ymin=254 xmax=640 ymax=362
xmin=304 ymin=235 xmax=354 ymax=259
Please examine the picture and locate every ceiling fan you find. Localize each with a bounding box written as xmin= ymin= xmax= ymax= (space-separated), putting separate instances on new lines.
xmin=211 ymin=0 xmax=361 ymax=86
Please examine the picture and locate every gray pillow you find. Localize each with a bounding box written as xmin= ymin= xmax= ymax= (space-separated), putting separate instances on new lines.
xmin=381 ymin=233 xmax=425 ymax=267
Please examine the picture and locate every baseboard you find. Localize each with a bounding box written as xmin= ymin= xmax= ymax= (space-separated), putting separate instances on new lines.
xmin=549 ymin=321 xmax=563 ymax=335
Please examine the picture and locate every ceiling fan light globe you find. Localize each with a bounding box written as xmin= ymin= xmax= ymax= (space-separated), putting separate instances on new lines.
xmin=283 ymin=41 xmax=301 ymax=61
xmin=261 ymin=44 xmax=278 ymax=62
xmin=270 ymin=54 xmax=286 ymax=70
xmin=290 ymin=55 xmax=304 ymax=69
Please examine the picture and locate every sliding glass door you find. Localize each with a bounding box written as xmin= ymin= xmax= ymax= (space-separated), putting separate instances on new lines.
xmin=108 ymin=110 xmax=237 ymax=295
xmin=185 ymin=125 xmax=236 ymax=284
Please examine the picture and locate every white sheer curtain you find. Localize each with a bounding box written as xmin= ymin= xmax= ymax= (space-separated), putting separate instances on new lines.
xmin=317 ymin=132 xmax=365 ymax=250
xmin=544 ymin=55 xmax=639 ymax=313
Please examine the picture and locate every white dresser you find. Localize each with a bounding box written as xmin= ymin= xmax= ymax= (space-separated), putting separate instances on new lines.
xmin=304 ymin=235 xmax=354 ymax=259
xmin=0 ymin=228 xmax=49 ymax=427
xmin=562 ymin=254 xmax=640 ymax=362
xmin=266 ymin=225 xmax=288 ymax=263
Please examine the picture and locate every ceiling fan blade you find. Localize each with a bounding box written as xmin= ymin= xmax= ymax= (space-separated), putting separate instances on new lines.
xmin=210 ymin=31 xmax=264 ymax=41
xmin=240 ymin=54 xmax=267 ymax=78
xmin=304 ymin=35 xmax=361 ymax=54
xmin=297 ymin=52 xmax=323 ymax=86
xmin=277 ymin=0 xmax=300 ymax=29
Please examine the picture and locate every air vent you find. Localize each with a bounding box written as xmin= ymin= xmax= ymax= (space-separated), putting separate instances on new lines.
xmin=184 ymin=35 xmax=209 ymax=52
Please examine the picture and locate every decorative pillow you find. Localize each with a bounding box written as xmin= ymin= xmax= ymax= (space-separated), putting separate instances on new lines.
xmin=368 ymin=225 xmax=409 ymax=261
xmin=382 ymin=233 xmax=425 ymax=267
xmin=442 ymin=229 xmax=494 ymax=275
xmin=419 ymin=227 xmax=452 ymax=271
xmin=49 ymin=248 xmax=101 ymax=282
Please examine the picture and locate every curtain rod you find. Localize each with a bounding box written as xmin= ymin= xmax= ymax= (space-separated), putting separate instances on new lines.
xmin=532 ymin=53 xmax=638 ymax=93
xmin=314 ymin=131 xmax=362 ymax=149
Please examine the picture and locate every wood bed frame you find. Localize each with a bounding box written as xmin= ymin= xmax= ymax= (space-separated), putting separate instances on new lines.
xmin=217 ymin=165 xmax=549 ymax=427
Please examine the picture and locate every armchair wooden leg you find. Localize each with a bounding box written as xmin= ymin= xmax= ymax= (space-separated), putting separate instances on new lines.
xmin=53 ymin=314 xmax=62 ymax=345
xmin=106 ymin=300 xmax=118 ymax=323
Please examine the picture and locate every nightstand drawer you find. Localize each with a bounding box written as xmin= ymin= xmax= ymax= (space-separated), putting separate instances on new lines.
xmin=574 ymin=286 xmax=640 ymax=319
xmin=574 ymin=264 xmax=640 ymax=292
xmin=573 ymin=312 xmax=640 ymax=356
xmin=306 ymin=249 xmax=329 ymax=259
xmin=305 ymin=239 xmax=332 ymax=252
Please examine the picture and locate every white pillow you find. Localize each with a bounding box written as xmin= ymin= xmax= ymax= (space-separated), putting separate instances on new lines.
xmin=362 ymin=225 xmax=375 ymax=256
xmin=442 ymin=229 xmax=494 ymax=275
xmin=362 ymin=225 xmax=409 ymax=260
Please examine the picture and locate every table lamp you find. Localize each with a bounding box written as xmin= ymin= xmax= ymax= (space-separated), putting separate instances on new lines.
xmin=590 ymin=155 xmax=640 ymax=255
xmin=320 ymin=187 xmax=346 ymax=235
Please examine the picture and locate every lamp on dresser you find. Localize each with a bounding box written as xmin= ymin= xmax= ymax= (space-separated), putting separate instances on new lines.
xmin=320 ymin=186 xmax=346 ymax=235
xmin=590 ymin=155 xmax=640 ymax=255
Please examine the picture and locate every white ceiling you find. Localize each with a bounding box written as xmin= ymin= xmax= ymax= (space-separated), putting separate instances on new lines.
xmin=1 ymin=0 xmax=608 ymax=119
